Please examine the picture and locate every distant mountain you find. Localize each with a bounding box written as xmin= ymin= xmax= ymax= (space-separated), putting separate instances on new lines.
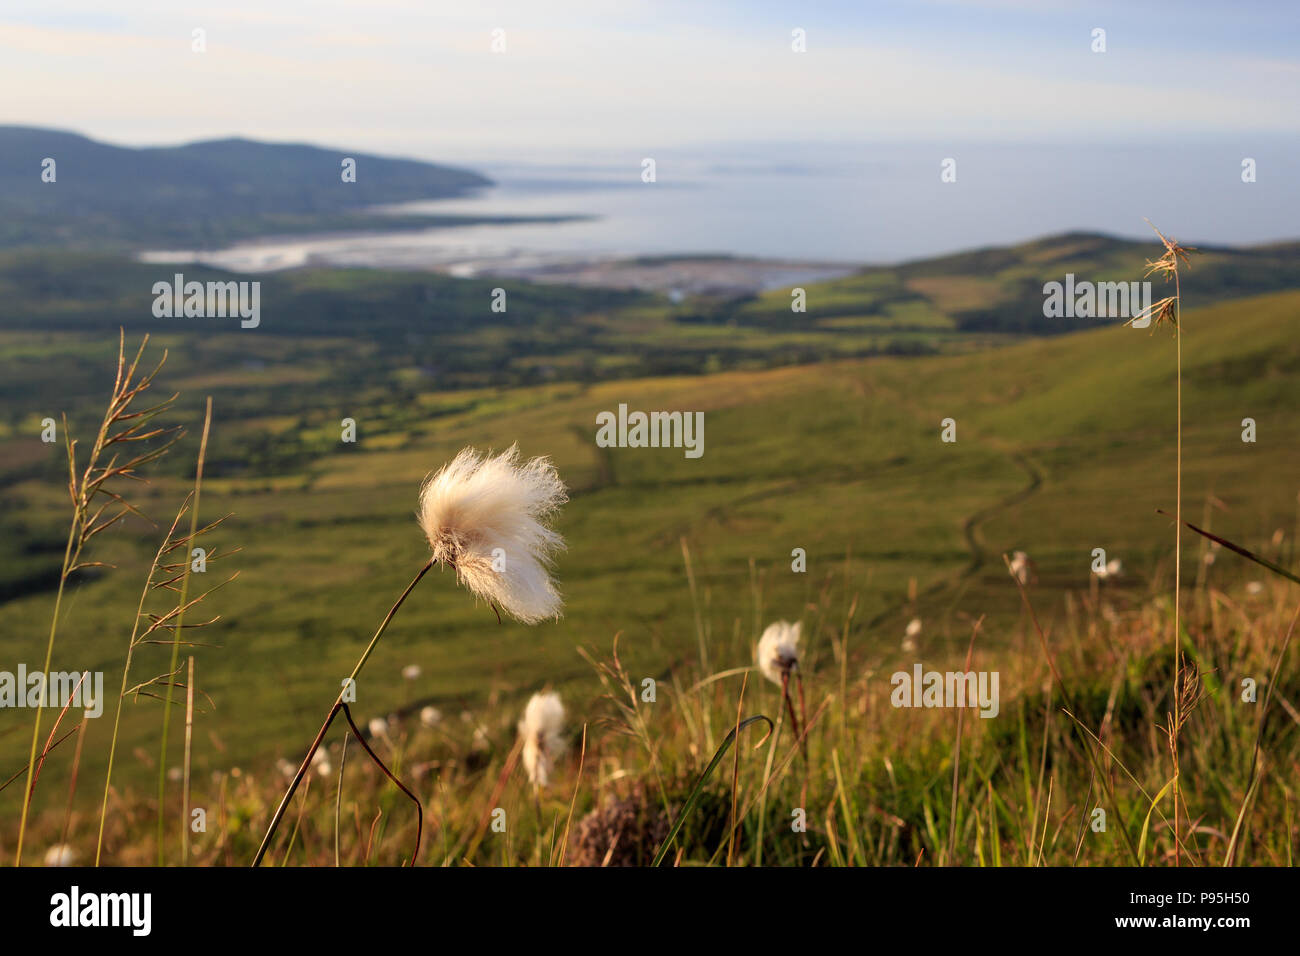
xmin=0 ymin=126 xmax=492 ymax=248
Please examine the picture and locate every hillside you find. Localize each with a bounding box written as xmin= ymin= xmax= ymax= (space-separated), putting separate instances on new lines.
xmin=0 ymin=126 xmax=495 ymax=248
xmin=731 ymin=231 xmax=1300 ymax=336
xmin=1 ymin=285 xmax=1296 ymax=799
xmin=4 ymin=230 xmax=1299 ymax=415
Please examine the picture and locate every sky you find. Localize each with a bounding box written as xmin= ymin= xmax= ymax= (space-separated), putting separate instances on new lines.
xmin=3 ymin=0 xmax=1299 ymax=163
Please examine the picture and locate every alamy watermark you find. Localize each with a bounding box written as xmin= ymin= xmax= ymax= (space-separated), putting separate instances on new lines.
xmin=152 ymin=273 xmax=260 ymax=328
xmin=891 ymin=663 xmax=999 ymax=718
xmin=50 ymin=886 xmax=151 ymax=936
xmin=595 ymin=403 xmax=704 ymax=458
xmin=1042 ymin=274 xmax=1152 ymax=327
xmin=0 ymin=666 xmax=104 ymax=718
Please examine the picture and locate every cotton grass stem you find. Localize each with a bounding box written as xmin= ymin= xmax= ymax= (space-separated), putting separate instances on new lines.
xmin=252 ymin=557 xmax=434 ymax=867
xmin=338 ymin=704 xmax=424 ymax=866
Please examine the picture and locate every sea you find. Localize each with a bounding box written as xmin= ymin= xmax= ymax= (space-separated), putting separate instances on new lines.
xmin=140 ymin=139 xmax=1300 ymax=282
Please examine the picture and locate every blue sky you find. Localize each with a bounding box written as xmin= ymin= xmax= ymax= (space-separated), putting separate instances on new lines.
xmin=3 ymin=0 xmax=1297 ymax=161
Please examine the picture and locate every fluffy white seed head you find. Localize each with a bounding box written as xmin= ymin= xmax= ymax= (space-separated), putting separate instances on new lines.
xmin=420 ymin=705 xmax=443 ymax=728
xmin=901 ymin=617 xmax=922 ymax=653
xmin=403 ymin=664 xmax=421 ymax=681
xmin=417 ymin=445 xmax=567 ymax=624
xmin=44 ymin=844 xmax=77 ymax=867
xmin=1009 ymin=550 xmax=1032 ymax=585
xmin=757 ymin=620 xmax=801 ymax=686
xmin=518 ymin=691 xmax=566 ymax=788
xmin=311 ymin=747 xmax=332 ymax=777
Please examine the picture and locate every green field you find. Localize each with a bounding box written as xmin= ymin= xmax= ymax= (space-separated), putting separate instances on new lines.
xmin=2 ymin=276 xmax=1297 ymax=811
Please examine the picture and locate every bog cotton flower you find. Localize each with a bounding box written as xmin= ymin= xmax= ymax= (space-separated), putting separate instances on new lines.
xmin=1009 ymin=550 xmax=1033 ymax=586
xmin=311 ymin=747 xmax=332 ymax=777
xmin=44 ymin=844 xmax=77 ymax=867
xmin=417 ymin=445 xmax=567 ymax=624
xmin=518 ymin=691 xmax=566 ymax=788
xmin=902 ymin=617 xmax=921 ymax=653
xmin=420 ymin=705 xmax=442 ymax=728
xmin=756 ymin=621 xmax=801 ymax=686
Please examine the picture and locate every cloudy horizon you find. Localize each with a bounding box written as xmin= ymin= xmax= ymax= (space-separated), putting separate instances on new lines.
xmin=4 ymin=0 xmax=1298 ymax=164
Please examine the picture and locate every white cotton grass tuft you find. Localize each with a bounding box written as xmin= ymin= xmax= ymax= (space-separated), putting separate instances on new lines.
xmin=756 ymin=620 xmax=801 ymax=686
xmin=419 ymin=705 xmax=442 ymax=728
xmin=310 ymin=746 xmax=332 ymax=777
xmin=1009 ymin=550 xmax=1034 ymax=586
xmin=1097 ymin=557 xmax=1123 ymax=580
xmin=417 ymin=444 xmax=567 ymax=624
xmin=402 ymin=664 xmax=421 ymax=681
xmin=518 ymin=691 xmax=566 ymax=788
xmin=902 ymin=617 xmax=922 ymax=654
xmin=44 ymin=844 xmax=77 ymax=867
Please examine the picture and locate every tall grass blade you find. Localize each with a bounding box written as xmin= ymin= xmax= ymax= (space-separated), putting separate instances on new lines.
xmin=157 ymin=396 xmax=212 ymax=863
xmin=651 ymin=714 xmax=771 ymax=867
xmin=1138 ymin=776 xmax=1177 ymax=866
xmin=1158 ymin=510 xmax=1300 ymax=586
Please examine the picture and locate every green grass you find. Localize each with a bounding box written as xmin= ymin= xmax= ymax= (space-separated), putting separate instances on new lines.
xmin=2 ymin=283 xmax=1298 ymax=834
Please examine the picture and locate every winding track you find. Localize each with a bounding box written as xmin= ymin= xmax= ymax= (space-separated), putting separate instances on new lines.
xmin=564 ymin=377 xmax=1048 ymax=635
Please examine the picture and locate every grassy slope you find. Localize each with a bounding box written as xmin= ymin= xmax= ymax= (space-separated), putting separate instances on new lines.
xmin=1 ymin=287 xmax=1297 ymax=808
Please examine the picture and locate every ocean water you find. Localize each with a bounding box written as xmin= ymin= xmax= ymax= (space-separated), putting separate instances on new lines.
xmin=141 ymin=140 xmax=1300 ymax=274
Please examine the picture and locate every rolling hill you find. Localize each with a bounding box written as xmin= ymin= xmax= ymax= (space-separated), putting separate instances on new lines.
xmin=0 ymin=126 xmax=496 ymax=248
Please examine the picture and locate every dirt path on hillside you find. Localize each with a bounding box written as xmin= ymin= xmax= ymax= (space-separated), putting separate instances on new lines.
xmin=960 ymin=452 xmax=1044 ymax=577
xmin=861 ymin=448 xmax=1042 ymax=632
xmin=858 ymin=368 xmax=1047 ymax=629
xmin=565 ymin=377 xmax=1046 ymax=633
